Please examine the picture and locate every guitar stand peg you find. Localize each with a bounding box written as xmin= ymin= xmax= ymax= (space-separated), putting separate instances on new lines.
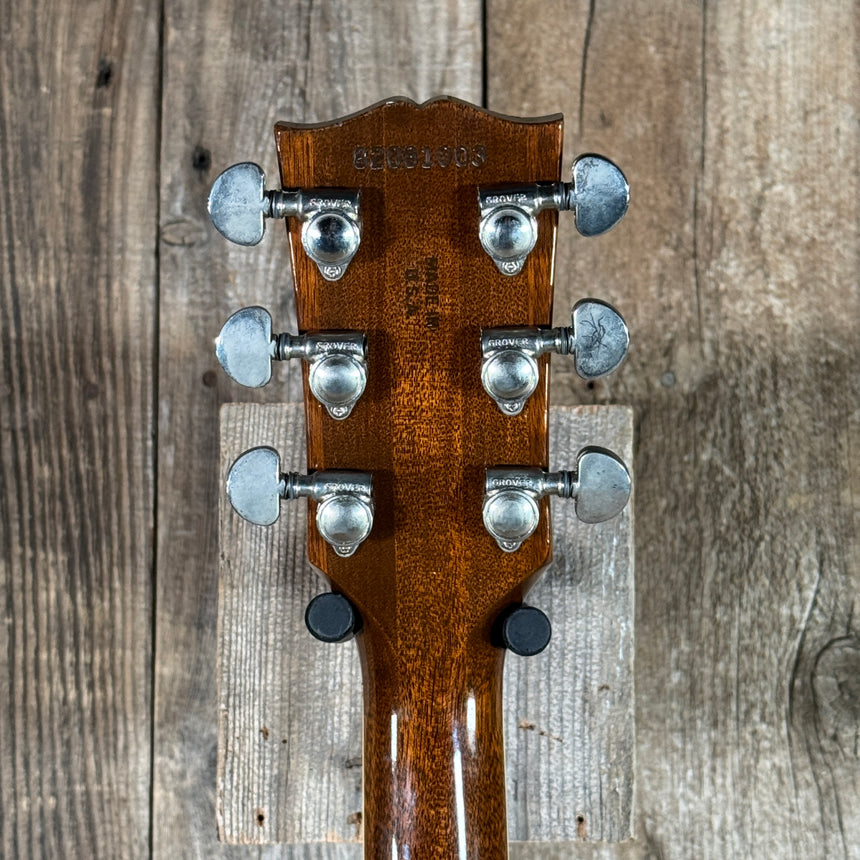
xmin=493 ymin=604 xmax=552 ymax=656
xmin=481 ymin=299 xmax=628 ymax=415
xmin=226 ymin=446 xmax=374 ymax=557
xmin=305 ymin=592 xmax=361 ymax=643
xmin=477 ymin=154 xmax=629 ymax=275
xmin=483 ymin=448 xmax=631 ymax=553
xmin=215 ymin=306 xmax=367 ymax=420
xmin=207 ymin=161 xmax=361 ymax=280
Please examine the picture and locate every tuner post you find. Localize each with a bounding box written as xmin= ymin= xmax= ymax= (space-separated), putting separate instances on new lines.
xmin=477 ymin=154 xmax=629 ymax=275
xmin=207 ymin=162 xmax=361 ymax=280
xmin=483 ymin=448 xmax=631 ymax=552
xmin=226 ymin=446 xmax=374 ymax=557
xmin=481 ymin=299 xmax=629 ymax=415
xmin=215 ymin=306 xmax=368 ymax=420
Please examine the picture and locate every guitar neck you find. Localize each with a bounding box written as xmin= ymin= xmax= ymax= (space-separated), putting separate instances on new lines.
xmin=361 ymin=623 xmax=507 ymax=856
xmin=275 ymin=100 xmax=559 ymax=857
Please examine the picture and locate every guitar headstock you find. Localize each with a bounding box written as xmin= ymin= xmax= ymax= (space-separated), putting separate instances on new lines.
xmin=211 ymin=97 xmax=630 ymax=857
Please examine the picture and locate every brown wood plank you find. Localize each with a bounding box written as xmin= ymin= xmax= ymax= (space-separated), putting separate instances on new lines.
xmin=218 ymin=403 xmax=633 ymax=846
xmin=490 ymin=0 xmax=860 ymax=856
xmin=155 ymin=2 xmax=483 ymax=856
xmin=0 ymin=0 xmax=159 ymax=857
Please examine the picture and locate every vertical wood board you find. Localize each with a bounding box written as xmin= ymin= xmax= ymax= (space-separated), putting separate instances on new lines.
xmin=0 ymin=0 xmax=160 ymax=857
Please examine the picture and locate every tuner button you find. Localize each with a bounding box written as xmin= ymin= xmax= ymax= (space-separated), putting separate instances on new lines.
xmin=215 ymin=306 xmax=274 ymax=388
xmin=207 ymin=162 xmax=269 ymax=246
xmin=226 ymin=446 xmax=283 ymax=526
xmin=496 ymin=605 xmax=552 ymax=657
xmin=305 ymin=593 xmax=361 ymax=643
xmin=573 ymin=448 xmax=631 ymax=524
xmin=570 ymin=299 xmax=629 ymax=380
xmin=569 ymin=155 xmax=630 ymax=238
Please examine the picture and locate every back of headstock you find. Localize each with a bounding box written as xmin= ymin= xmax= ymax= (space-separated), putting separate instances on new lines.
xmin=211 ymin=97 xmax=630 ymax=859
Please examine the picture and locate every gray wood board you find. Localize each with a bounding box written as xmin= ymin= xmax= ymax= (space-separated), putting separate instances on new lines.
xmin=155 ymin=1 xmax=482 ymax=857
xmin=218 ymin=402 xmax=634 ymax=846
xmin=0 ymin=0 xmax=160 ymax=856
xmin=489 ymin=0 xmax=860 ymax=857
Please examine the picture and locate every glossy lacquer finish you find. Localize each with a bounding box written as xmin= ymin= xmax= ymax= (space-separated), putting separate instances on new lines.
xmin=275 ymin=99 xmax=562 ymax=859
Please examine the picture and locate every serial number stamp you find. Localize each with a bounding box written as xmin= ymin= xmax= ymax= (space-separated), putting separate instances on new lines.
xmin=353 ymin=144 xmax=487 ymax=171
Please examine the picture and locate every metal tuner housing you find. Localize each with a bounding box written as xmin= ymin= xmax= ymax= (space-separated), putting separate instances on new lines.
xmin=477 ymin=154 xmax=629 ymax=275
xmin=483 ymin=448 xmax=631 ymax=553
xmin=481 ymin=299 xmax=629 ymax=415
xmin=207 ymin=162 xmax=361 ymax=281
xmin=215 ymin=306 xmax=367 ymax=420
xmin=226 ymin=446 xmax=374 ymax=558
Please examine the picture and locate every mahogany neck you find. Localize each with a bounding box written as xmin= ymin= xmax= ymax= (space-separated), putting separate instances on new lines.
xmin=359 ymin=625 xmax=508 ymax=859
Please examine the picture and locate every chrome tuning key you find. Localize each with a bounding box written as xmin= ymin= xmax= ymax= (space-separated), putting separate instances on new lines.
xmin=226 ymin=446 xmax=374 ymax=558
xmin=478 ymin=155 xmax=628 ymax=275
xmin=208 ymin=162 xmax=361 ymax=280
xmin=483 ymin=448 xmax=630 ymax=553
xmin=481 ymin=299 xmax=628 ymax=415
xmin=216 ymin=306 xmax=367 ymax=420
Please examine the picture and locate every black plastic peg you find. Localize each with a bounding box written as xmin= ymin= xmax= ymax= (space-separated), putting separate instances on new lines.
xmin=304 ymin=592 xmax=361 ymax=643
xmin=495 ymin=604 xmax=552 ymax=656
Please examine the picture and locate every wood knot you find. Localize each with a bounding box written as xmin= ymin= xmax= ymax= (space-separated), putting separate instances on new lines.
xmin=96 ymin=59 xmax=113 ymax=88
xmin=812 ymin=635 xmax=860 ymax=757
xmin=160 ymin=217 xmax=207 ymax=247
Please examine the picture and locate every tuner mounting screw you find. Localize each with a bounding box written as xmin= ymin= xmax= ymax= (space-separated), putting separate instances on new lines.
xmin=215 ymin=306 xmax=368 ymax=420
xmin=481 ymin=299 xmax=629 ymax=415
xmin=305 ymin=593 xmax=361 ymax=643
xmin=226 ymin=446 xmax=374 ymax=557
xmin=207 ymin=162 xmax=361 ymax=280
xmin=477 ymin=154 xmax=628 ymax=275
xmin=483 ymin=448 xmax=631 ymax=552
xmin=494 ymin=605 xmax=552 ymax=656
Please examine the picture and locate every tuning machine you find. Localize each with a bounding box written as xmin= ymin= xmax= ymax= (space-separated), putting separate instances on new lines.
xmin=478 ymin=155 xmax=628 ymax=275
xmin=483 ymin=448 xmax=630 ymax=553
xmin=226 ymin=446 xmax=373 ymax=558
xmin=207 ymin=162 xmax=361 ymax=281
xmin=215 ymin=306 xmax=367 ymax=420
xmin=481 ymin=299 xmax=628 ymax=415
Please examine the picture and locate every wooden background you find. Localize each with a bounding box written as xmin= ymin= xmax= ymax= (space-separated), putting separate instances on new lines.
xmin=1 ymin=0 xmax=857 ymax=858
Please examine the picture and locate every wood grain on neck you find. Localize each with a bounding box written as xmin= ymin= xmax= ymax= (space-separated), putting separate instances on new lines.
xmin=276 ymin=98 xmax=562 ymax=858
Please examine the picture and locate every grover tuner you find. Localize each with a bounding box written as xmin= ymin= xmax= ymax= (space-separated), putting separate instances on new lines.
xmin=207 ymin=162 xmax=361 ymax=280
xmin=478 ymin=155 xmax=628 ymax=275
xmin=226 ymin=446 xmax=374 ymax=557
xmin=483 ymin=448 xmax=631 ymax=552
xmin=481 ymin=299 xmax=628 ymax=415
xmin=215 ymin=306 xmax=367 ymax=419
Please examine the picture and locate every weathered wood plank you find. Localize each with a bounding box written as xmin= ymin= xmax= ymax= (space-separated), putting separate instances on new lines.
xmin=218 ymin=403 xmax=633 ymax=846
xmin=490 ymin=1 xmax=860 ymax=857
xmin=0 ymin=1 xmax=159 ymax=857
xmin=155 ymin=2 xmax=482 ymax=856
